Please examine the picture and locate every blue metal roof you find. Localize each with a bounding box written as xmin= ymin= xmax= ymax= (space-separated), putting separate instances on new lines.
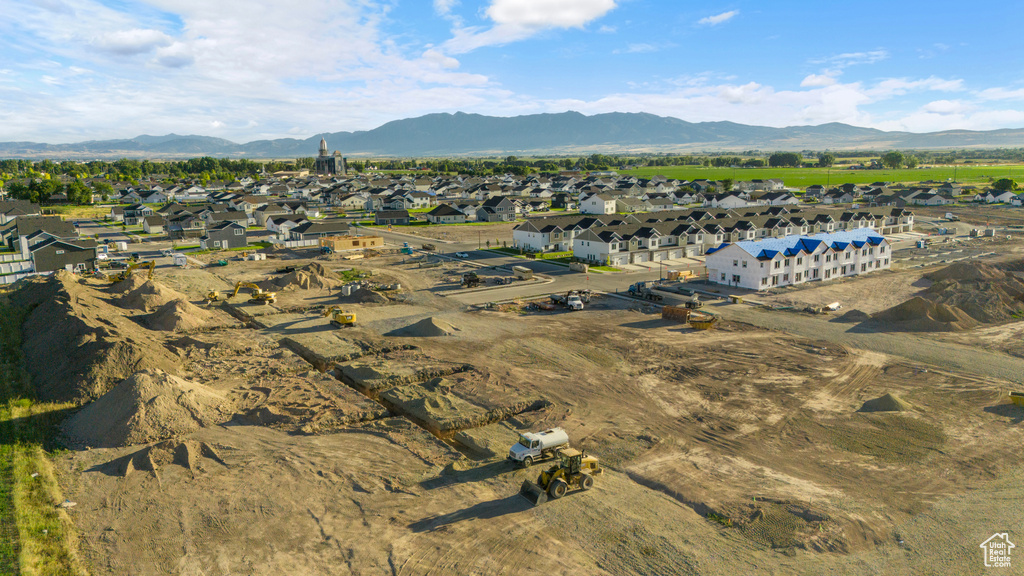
xmin=720 ymin=228 xmax=886 ymax=260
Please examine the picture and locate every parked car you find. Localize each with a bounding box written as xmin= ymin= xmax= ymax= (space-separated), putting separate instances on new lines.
xmin=455 ymin=252 xmax=469 ymax=258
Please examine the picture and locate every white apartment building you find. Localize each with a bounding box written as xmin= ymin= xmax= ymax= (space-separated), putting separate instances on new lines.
xmin=705 ymin=228 xmax=891 ymax=291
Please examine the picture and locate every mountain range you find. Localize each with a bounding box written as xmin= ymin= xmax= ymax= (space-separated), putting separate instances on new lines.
xmin=2 ymin=112 xmax=1022 ymax=159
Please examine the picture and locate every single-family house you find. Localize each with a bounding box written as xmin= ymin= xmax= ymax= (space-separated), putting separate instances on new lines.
xmin=200 ymin=222 xmax=248 ymax=251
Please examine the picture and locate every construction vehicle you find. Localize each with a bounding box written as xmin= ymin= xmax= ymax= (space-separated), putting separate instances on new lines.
xmin=462 ymin=272 xmax=481 ymax=288
xmin=684 ymin=294 xmax=704 ymax=309
xmin=205 ymin=290 xmax=222 ymax=304
xmin=550 ymin=289 xmax=591 ymax=310
xmin=226 ymin=281 xmax=277 ymax=304
xmin=688 ymin=310 xmax=718 ymax=330
xmin=519 ymin=448 xmax=602 ymax=505
xmin=508 ymin=428 xmax=570 ymax=467
xmin=320 ymin=246 xmax=334 ymax=255
xmin=322 ymin=305 xmax=356 ymax=327
xmin=628 ymin=281 xmax=663 ymax=302
xmin=109 ymin=260 xmax=155 ymax=282
xmin=422 ymin=243 xmax=437 ymax=251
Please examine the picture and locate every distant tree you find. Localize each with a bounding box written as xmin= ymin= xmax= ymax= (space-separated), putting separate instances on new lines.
xmin=768 ymin=152 xmax=801 ymax=167
xmin=817 ymin=153 xmax=835 ymax=168
xmin=721 ymin=178 xmax=734 ymax=192
xmin=742 ymin=158 xmax=766 ymax=168
xmin=905 ymin=155 xmax=920 ymax=169
xmin=992 ymin=178 xmax=1017 ymax=191
xmin=881 ymin=151 xmax=905 ymax=169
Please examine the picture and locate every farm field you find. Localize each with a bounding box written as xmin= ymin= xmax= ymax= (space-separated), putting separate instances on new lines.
xmin=620 ymin=164 xmax=1024 ymax=188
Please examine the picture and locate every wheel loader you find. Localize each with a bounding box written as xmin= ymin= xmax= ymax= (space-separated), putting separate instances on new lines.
xmin=519 ymin=448 xmax=602 ymax=505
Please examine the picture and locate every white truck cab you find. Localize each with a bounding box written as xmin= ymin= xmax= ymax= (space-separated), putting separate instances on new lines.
xmin=508 ymin=427 xmax=570 ymax=467
xmin=567 ymin=295 xmax=583 ymax=310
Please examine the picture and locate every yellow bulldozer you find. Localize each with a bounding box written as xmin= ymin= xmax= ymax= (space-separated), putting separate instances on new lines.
xmin=226 ymin=281 xmax=277 ymax=305
xmin=322 ymin=305 xmax=356 ymax=327
xmin=109 ymin=260 xmax=155 ymax=283
xmin=519 ymin=448 xmax=602 ymax=505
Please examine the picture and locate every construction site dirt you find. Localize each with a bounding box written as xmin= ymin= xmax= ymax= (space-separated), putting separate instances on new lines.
xmin=13 ymin=247 xmax=1024 ymax=575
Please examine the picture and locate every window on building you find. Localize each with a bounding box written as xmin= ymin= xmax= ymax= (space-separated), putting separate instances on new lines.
xmin=742 ymin=261 xmax=747 ymax=268
xmin=761 ymin=278 xmax=768 ymax=286
xmin=721 ymin=273 xmax=726 ymax=281
xmin=55 ymin=250 xmax=65 ymax=255
xmin=234 ymin=228 xmax=243 ymax=235
xmin=795 ymin=272 xmax=802 ymax=281
xmin=774 ymin=260 xmax=781 ymax=269
xmin=861 ymin=263 xmax=867 ymax=272
xmin=760 ymin=262 xmax=764 ymax=268
xmin=813 ymin=255 xmax=820 ymax=262
xmin=862 ymin=248 xmax=868 ymax=256
xmin=783 ymin=274 xmax=789 ymax=282
xmin=732 ymin=274 xmax=741 ymax=284
xmin=733 ymin=260 xmax=738 ymax=267
xmin=797 ymin=257 xmax=803 ymax=265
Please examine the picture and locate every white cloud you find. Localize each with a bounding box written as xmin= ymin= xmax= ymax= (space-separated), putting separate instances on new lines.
xmin=598 ymin=25 xmax=617 ymax=34
xmin=978 ymin=87 xmax=1024 ymax=101
xmin=811 ymin=50 xmax=889 ymax=70
xmin=921 ymin=99 xmax=971 ymax=115
xmin=697 ymin=10 xmax=738 ymax=26
xmin=433 ymin=0 xmax=458 ymax=16
xmin=801 ymin=73 xmax=837 ymax=88
xmin=90 ymin=28 xmax=171 ymax=55
xmin=443 ymin=0 xmax=617 ymax=54
xmin=616 ymin=43 xmax=658 ymax=54
xmin=486 ymin=0 xmax=616 ymax=28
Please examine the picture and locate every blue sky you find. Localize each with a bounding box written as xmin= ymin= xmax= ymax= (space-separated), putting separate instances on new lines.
xmin=1 ymin=0 xmax=1022 ymax=143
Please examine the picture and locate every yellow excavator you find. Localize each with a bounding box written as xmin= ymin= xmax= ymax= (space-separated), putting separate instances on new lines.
xmin=109 ymin=260 xmax=155 ymax=283
xmin=519 ymin=448 xmax=602 ymax=505
xmin=226 ymin=281 xmax=277 ymax=305
xmin=322 ymin=305 xmax=356 ymax=327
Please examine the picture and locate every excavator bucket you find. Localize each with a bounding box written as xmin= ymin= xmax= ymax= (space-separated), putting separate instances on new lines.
xmin=519 ymin=480 xmax=548 ymax=506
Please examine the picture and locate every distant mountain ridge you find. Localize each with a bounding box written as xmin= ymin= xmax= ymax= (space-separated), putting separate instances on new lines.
xmin=2 ymin=111 xmax=1022 ymax=158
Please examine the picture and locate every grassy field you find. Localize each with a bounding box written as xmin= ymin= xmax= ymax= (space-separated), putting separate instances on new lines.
xmin=0 ymin=299 xmax=86 ymax=576
xmin=619 ymin=164 xmax=1024 ymax=188
xmin=42 ymin=205 xmax=112 ymax=220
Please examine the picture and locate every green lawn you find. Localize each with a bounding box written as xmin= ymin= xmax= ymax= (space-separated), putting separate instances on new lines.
xmin=0 ymin=300 xmax=87 ymax=575
xmin=619 ymin=164 xmax=1024 ymax=188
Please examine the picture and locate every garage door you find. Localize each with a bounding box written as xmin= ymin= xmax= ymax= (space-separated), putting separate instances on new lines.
xmin=668 ymin=250 xmax=682 ymax=260
xmin=612 ymin=256 xmax=627 ymax=266
xmin=633 ymin=253 xmax=648 ymax=263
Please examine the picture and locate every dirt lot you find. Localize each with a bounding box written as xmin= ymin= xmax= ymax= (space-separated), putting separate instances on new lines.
xmin=373 ymin=221 xmax=520 ymax=243
xmin=915 ymin=204 xmax=1024 ymax=227
xmin=14 ymin=249 xmax=1024 ymax=575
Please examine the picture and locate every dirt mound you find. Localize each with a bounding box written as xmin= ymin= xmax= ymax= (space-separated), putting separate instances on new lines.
xmin=858 ymin=393 xmax=914 ymax=413
xmin=341 ymin=287 xmax=388 ymax=304
xmin=925 ymin=261 xmax=1006 ymax=283
xmin=106 ymin=439 xmax=227 ymax=478
xmin=265 ymin=262 xmax=342 ymax=291
xmin=390 ymin=317 xmax=458 ymax=337
xmin=871 ymin=297 xmax=980 ymax=332
xmin=14 ymin=273 xmax=181 ymax=403
xmin=120 ymin=279 xmax=190 ymax=312
xmin=109 ymin=273 xmax=150 ymax=293
xmin=833 ymin=309 xmax=871 ymax=323
xmin=62 ymin=369 xmax=227 ymax=448
xmin=145 ymin=299 xmax=213 ymax=331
